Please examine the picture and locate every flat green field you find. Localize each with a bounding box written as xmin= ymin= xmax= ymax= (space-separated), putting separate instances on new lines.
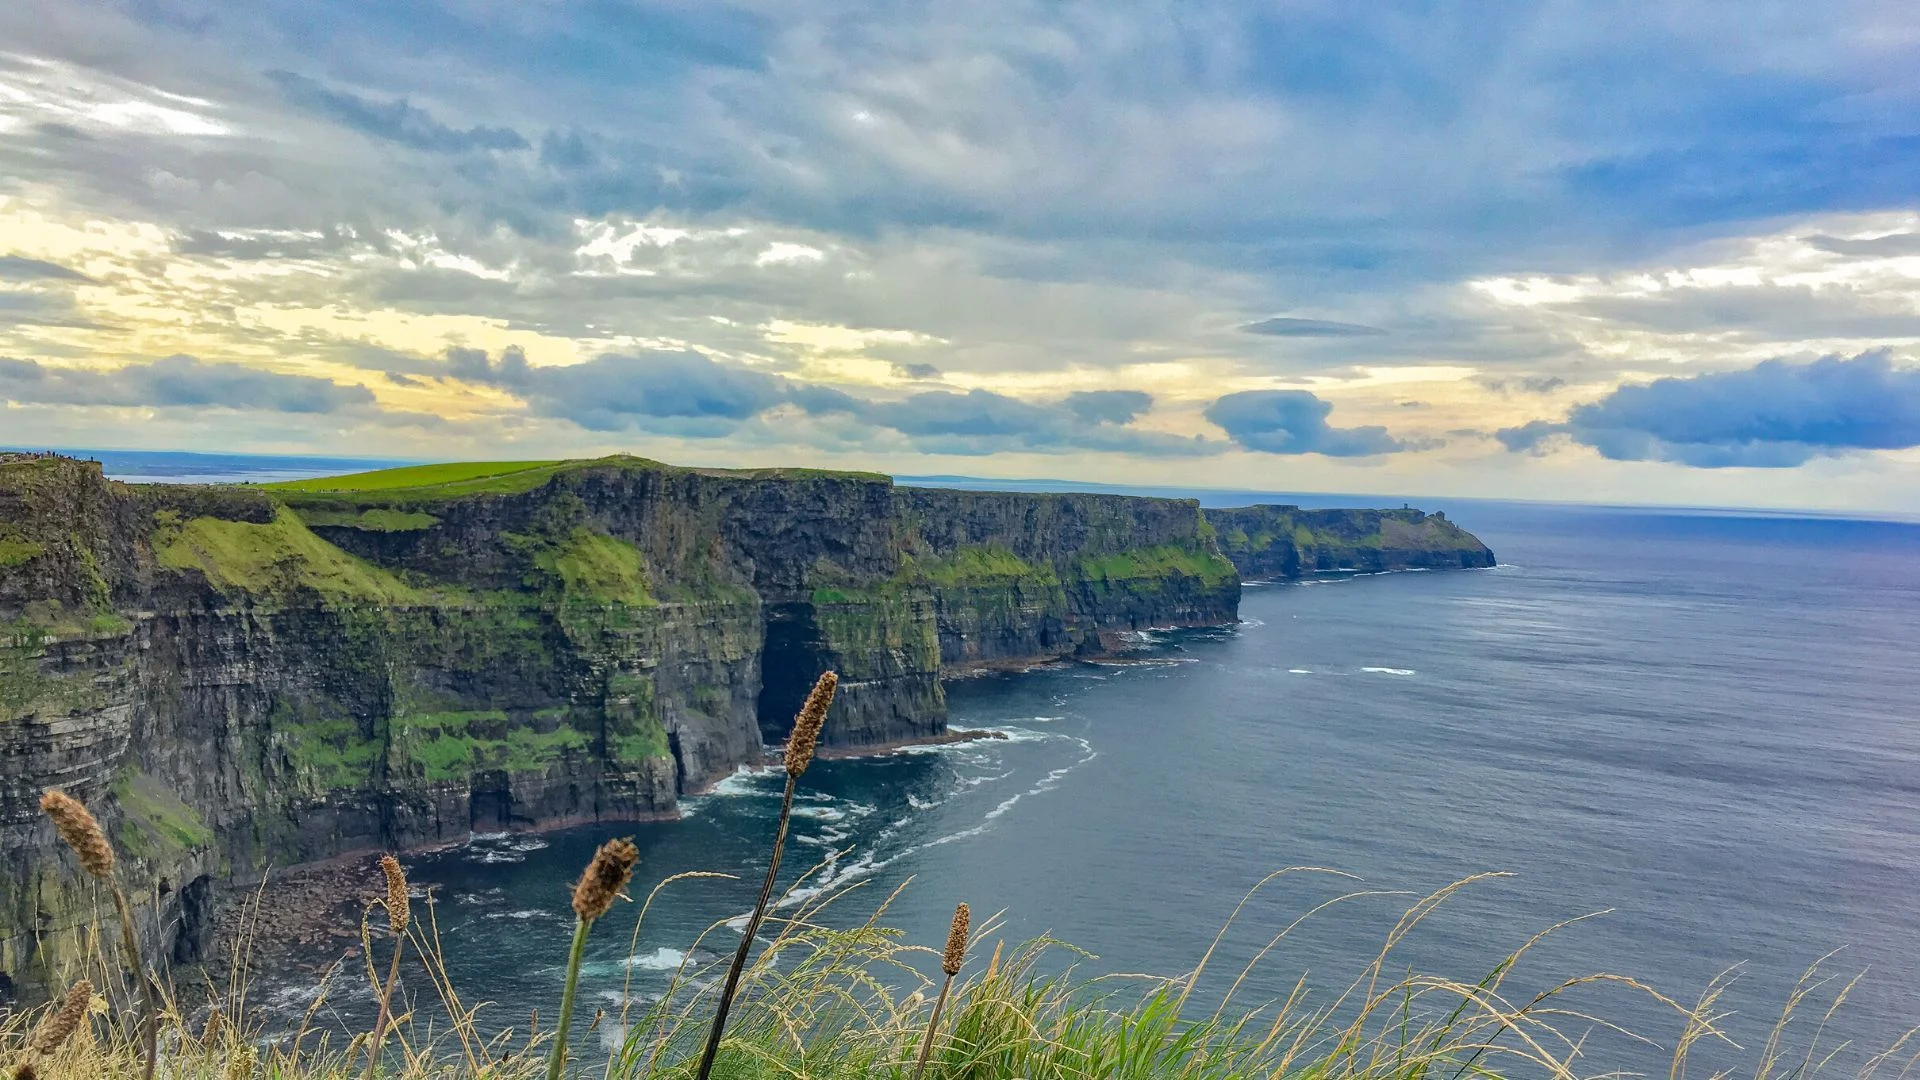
xmin=264 ymin=460 xmax=562 ymax=492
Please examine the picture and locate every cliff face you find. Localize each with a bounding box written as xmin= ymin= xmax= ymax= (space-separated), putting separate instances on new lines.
xmin=0 ymin=455 xmax=1239 ymax=1001
xmin=1204 ymin=505 xmax=1496 ymax=579
xmin=1 ymin=456 xmax=1499 ymax=1001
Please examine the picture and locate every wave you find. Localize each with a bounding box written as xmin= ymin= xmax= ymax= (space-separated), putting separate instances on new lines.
xmin=622 ymin=947 xmax=688 ymax=971
xmin=701 ymin=766 xmax=785 ymax=798
xmin=985 ymin=735 xmax=1096 ymax=820
xmin=1361 ymin=666 xmax=1416 ymax=676
xmin=482 ymin=908 xmax=556 ymax=922
xmin=462 ymin=833 xmax=550 ymax=864
xmin=1287 ymin=668 xmax=1313 ymax=674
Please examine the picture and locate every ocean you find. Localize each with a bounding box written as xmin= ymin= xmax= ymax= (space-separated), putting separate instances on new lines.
xmin=92 ymin=459 xmax=1917 ymax=1072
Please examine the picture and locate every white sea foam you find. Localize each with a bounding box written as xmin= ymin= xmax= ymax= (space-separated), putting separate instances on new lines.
xmin=460 ymin=826 xmax=552 ymax=860
xmin=483 ymin=908 xmax=550 ymax=921
xmin=463 ymin=833 xmax=550 ymax=864
xmin=622 ymin=947 xmax=688 ymax=971
xmin=703 ymin=766 xmax=783 ymax=797
xmin=984 ymin=736 xmax=1095 ymax=819
xmin=1361 ymin=666 xmax=1416 ymax=676
xmin=1288 ymin=668 xmax=1313 ymax=674
xmin=987 ymin=726 xmax=1054 ymax=744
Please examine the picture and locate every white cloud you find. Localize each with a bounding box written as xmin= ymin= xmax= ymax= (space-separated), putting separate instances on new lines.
xmin=0 ymin=53 xmax=233 ymax=137
xmin=755 ymin=242 xmax=826 ymax=267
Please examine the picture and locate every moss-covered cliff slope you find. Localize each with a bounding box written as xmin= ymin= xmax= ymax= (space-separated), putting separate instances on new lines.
xmin=0 ymin=453 xmax=1490 ymax=1001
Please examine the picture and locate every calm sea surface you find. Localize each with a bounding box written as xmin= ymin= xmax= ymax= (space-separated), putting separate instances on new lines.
xmin=219 ymin=496 xmax=1920 ymax=1072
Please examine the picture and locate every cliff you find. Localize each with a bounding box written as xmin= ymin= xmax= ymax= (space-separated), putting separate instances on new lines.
xmin=0 ymin=455 xmax=1497 ymax=1003
xmin=1204 ymin=505 xmax=1495 ymax=579
xmin=0 ymin=454 xmax=1239 ymax=1002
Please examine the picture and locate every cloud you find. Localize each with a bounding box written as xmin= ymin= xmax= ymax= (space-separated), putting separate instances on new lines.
xmin=866 ymin=389 xmax=1057 ymax=439
xmin=0 ymin=290 xmax=106 ymax=329
xmin=1497 ymin=351 xmax=1920 ymax=467
xmin=461 ymin=349 xmax=787 ymax=432
xmin=1204 ymin=390 xmax=1407 ymax=456
xmin=855 ymin=388 xmax=1205 ymax=456
xmin=439 ymin=346 xmax=1201 ymax=454
xmin=0 ymin=255 xmax=93 ymax=282
xmin=1064 ymin=390 xmax=1152 ymax=424
xmin=267 ymin=72 xmax=529 ymax=154
xmin=890 ymin=361 xmax=940 ymax=381
xmin=0 ymin=355 xmax=375 ymax=412
xmin=1242 ymin=317 xmax=1387 ymax=338
xmin=1806 ymin=233 xmax=1920 ymax=258
xmin=447 ymin=344 xmax=532 ymax=387
xmin=1479 ymin=375 xmax=1567 ymax=395
xmin=173 ymin=227 xmax=364 ymax=262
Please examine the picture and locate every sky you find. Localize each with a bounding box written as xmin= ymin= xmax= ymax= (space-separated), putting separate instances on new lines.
xmin=2 ymin=2 xmax=1919 ymax=511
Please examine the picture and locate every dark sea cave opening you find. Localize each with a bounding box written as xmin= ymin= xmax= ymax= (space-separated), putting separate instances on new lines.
xmin=757 ymin=602 xmax=833 ymax=744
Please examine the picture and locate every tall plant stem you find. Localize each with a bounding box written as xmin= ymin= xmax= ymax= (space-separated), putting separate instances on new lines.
xmin=695 ymin=773 xmax=797 ymax=1080
xmin=363 ymin=933 xmax=406 ymax=1080
xmin=545 ymin=915 xmax=595 ymax=1080
xmin=912 ymin=975 xmax=956 ymax=1080
xmin=110 ymin=885 xmax=156 ymax=1080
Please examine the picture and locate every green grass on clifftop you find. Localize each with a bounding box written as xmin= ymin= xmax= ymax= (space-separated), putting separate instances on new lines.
xmin=266 ymin=456 xmax=893 ymax=507
xmin=265 ymin=460 xmax=562 ymax=492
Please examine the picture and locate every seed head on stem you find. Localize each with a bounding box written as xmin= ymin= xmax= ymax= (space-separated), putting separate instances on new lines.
xmin=572 ymin=838 xmax=638 ymax=922
xmin=29 ymin=979 xmax=92 ymax=1055
xmin=942 ymin=903 xmax=970 ymax=976
xmin=379 ymin=855 xmax=409 ymax=935
xmin=40 ymin=791 xmax=114 ymax=880
xmin=784 ymin=671 xmax=837 ymax=777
